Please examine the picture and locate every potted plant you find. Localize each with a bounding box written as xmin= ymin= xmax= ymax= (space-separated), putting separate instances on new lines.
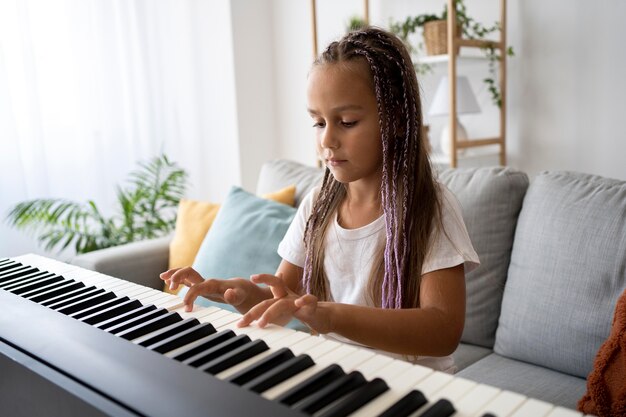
xmin=390 ymin=0 xmax=514 ymax=107
xmin=5 ymin=154 xmax=188 ymax=254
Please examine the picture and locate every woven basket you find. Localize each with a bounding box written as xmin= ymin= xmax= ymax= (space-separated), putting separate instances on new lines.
xmin=423 ymin=20 xmax=461 ymax=56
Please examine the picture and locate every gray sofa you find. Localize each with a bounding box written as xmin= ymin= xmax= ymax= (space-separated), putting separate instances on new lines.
xmin=72 ymin=159 xmax=626 ymax=411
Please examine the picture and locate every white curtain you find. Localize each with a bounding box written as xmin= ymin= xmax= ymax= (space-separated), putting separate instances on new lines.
xmin=0 ymin=0 xmax=241 ymax=259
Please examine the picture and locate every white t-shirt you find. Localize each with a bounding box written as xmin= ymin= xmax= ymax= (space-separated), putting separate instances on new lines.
xmin=277 ymin=184 xmax=479 ymax=372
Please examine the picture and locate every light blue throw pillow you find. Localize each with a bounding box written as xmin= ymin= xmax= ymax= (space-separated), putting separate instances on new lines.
xmin=179 ymin=186 xmax=297 ymax=317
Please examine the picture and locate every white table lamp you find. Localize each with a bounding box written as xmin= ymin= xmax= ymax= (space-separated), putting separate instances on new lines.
xmin=428 ymin=76 xmax=480 ymax=156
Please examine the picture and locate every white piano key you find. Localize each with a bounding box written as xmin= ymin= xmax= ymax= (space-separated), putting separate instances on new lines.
xmin=451 ymin=383 xmax=500 ymax=417
xmin=153 ymin=297 xmax=184 ymax=310
xmin=334 ymin=347 xmax=375 ymax=373
xmin=348 ymin=361 xmax=436 ymax=416
xmin=196 ymin=308 xmax=233 ymax=323
xmin=413 ymin=370 xmax=454 ymax=398
xmin=425 ymin=375 xmax=476 ymax=404
xmin=477 ymin=390 xmax=528 ymax=417
xmin=545 ymin=407 xmax=584 ymax=417
xmin=510 ymin=398 xmax=555 ymax=417
xmin=211 ymin=312 xmax=244 ymax=329
xmin=115 ymin=285 xmax=156 ymax=299
xmin=261 ymin=339 xmax=365 ymax=400
xmin=355 ymin=353 xmax=395 ymax=379
xmin=287 ymin=334 xmax=328 ymax=356
xmin=302 ymin=339 xmax=344 ymax=360
xmin=176 ymin=306 xmax=222 ymax=320
xmin=136 ymin=291 xmax=174 ymax=305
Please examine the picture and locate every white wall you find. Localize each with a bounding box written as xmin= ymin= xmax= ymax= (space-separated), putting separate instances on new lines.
xmin=231 ymin=0 xmax=279 ymax=191
xmin=269 ymin=0 xmax=626 ymax=181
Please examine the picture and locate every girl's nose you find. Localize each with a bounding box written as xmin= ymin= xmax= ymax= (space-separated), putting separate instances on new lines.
xmin=320 ymin=125 xmax=339 ymax=149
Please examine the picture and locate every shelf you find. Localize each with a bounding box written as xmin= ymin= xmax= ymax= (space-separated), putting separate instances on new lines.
xmin=417 ymin=54 xmax=486 ymax=65
xmin=430 ymin=145 xmax=501 ymax=168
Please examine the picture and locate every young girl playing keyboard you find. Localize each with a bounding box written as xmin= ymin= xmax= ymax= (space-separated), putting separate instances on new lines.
xmin=161 ymin=27 xmax=479 ymax=373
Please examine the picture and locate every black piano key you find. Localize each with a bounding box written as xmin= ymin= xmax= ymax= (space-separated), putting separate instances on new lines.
xmin=481 ymin=414 xmax=497 ymax=417
xmin=69 ymin=296 xmax=130 ymax=320
xmin=0 ymin=264 xmax=30 ymax=278
xmin=27 ymin=281 xmax=84 ymax=303
xmin=0 ymin=262 xmax=25 ymax=277
xmin=0 ymin=270 xmax=51 ymax=289
xmin=81 ymin=299 xmax=143 ymax=325
xmin=95 ymin=304 xmax=157 ymax=331
xmin=183 ymin=333 xmax=251 ymax=367
xmin=244 ymin=354 xmax=315 ymax=394
xmin=199 ymin=339 xmax=269 ymax=375
xmin=41 ymin=286 xmax=98 ymax=307
xmin=317 ymin=377 xmax=389 ymax=417
xmin=0 ymin=258 xmax=12 ymax=266
xmin=46 ymin=287 xmax=105 ymax=310
xmin=56 ymin=291 xmax=117 ymax=315
xmin=226 ymin=347 xmax=294 ymax=386
xmin=0 ymin=266 xmax=40 ymax=283
xmin=20 ymin=277 xmax=73 ymax=300
xmin=169 ymin=329 xmax=237 ymax=361
xmin=275 ymin=364 xmax=346 ymax=406
xmin=291 ymin=370 xmax=367 ymax=415
xmin=377 ymin=389 xmax=428 ymax=417
xmin=9 ymin=275 xmax=64 ymax=295
xmin=133 ymin=317 xmax=199 ymax=347
xmin=147 ymin=322 xmax=216 ymax=354
xmin=115 ymin=311 xmax=181 ymax=340
xmin=419 ymin=399 xmax=456 ymax=417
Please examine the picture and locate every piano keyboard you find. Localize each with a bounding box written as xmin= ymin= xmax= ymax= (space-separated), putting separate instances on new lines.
xmin=0 ymin=254 xmax=585 ymax=417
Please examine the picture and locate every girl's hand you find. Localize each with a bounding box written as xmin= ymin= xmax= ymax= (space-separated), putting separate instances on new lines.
xmin=237 ymin=273 xmax=333 ymax=334
xmin=159 ymin=267 xmax=269 ymax=313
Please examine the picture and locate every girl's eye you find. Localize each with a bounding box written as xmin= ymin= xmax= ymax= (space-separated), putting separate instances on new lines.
xmin=341 ymin=121 xmax=358 ymax=127
xmin=312 ymin=121 xmax=325 ymax=128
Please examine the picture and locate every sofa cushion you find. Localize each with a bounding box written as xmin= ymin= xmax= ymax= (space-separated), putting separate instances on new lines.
xmin=457 ymin=353 xmax=587 ymax=409
xmin=452 ymin=343 xmax=492 ymax=371
xmin=178 ymin=186 xmax=297 ymax=313
xmin=168 ymin=185 xmax=296 ymax=270
xmin=495 ymin=171 xmax=626 ymax=378
xmin=256 ymin=159 xmax=323 ymax=207
xmin=438 ymin=167 xmax=529 ymax=348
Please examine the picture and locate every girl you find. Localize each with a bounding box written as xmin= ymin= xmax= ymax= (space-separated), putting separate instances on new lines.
xmin=161 ymin=27 xmax=479 ymax=372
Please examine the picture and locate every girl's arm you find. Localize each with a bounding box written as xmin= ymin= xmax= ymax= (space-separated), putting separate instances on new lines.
xmin=240 ymin=264 xmax=465 ymax=357
xmin=319 ymin=265 xmax=465 ymax=356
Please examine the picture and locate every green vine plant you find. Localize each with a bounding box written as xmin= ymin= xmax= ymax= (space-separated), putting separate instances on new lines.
xmin=5 ymin=154 xmax=188 ymax=254
xmin=389 ymin=0 xmax=514 ymax=107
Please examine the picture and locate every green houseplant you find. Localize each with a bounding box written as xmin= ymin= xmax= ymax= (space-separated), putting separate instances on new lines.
xmin=389 ymin=0 xmax=514 ymax=107
xmin=6 ymin=154 xmax=188 ymax=254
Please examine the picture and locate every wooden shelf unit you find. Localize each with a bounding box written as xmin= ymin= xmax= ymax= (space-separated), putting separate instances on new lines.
xmin=445 ymin=0 xmax=508 ymax=167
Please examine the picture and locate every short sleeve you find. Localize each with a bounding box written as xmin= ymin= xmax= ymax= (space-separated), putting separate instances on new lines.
xmin=277 ymin=187 xmax=319 ymax=267
xmin=422 ymin=184 xmax=480 ymax=274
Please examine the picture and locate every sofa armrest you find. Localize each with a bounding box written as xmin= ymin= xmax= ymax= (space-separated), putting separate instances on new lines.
xmin=70 ymin=236 xmax=171 ymax=290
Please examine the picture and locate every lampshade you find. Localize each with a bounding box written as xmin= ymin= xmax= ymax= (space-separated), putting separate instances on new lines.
xmin=428 ymin=76 xmax=480 ymax=116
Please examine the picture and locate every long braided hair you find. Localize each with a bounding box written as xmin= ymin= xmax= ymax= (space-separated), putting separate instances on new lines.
xmin=301 ymin=27 xmax=442 ymax=309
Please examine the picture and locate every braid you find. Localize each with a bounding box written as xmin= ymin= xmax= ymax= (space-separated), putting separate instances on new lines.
xmin=303 ymin=27 xmax=440 ymax=310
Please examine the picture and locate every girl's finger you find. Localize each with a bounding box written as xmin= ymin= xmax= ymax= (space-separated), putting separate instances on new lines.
xmin=257 ymin=298 xmax=297 ymax=328
xmin=183 ymin=279 xmax=232 ymax=312
xmin=169 ymin=267 xmax=204 ymax=289
xmin=159 ymin=267 xmax=182 ymax=280
xmin=238 ymin=298 xmax=276 ymax=327
xmin=251 ymin=273 xmax=288 ymax=298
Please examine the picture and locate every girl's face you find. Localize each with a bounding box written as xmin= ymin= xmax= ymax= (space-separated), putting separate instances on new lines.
xmin=307 ymin=62 xmax=383 ymax=186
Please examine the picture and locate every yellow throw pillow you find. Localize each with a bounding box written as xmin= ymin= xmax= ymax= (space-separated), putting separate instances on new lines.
xmin=164 ymin=184 xmax=296 ymax=293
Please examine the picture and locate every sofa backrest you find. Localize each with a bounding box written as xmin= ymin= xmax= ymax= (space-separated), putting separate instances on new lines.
xmin=256 ymin=159 xmax=324 ymax=207
xmin=438 ymin=167 xmax=529 ymax=348
xmin=495 ymin=171 xmax=626 ymax=378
